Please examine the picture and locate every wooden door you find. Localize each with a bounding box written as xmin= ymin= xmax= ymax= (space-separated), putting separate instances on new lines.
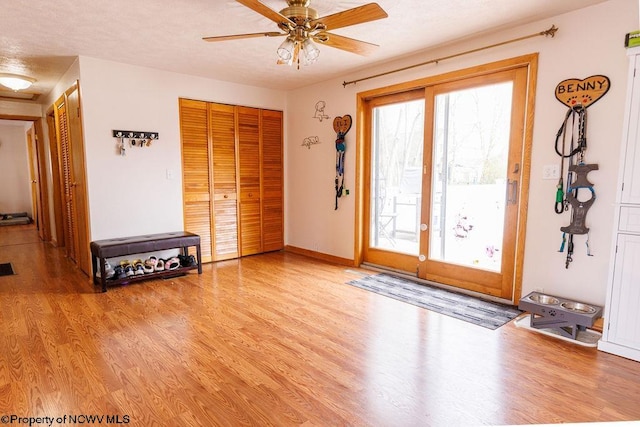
xmin=66 ymin=85 xmax=91 ymax=275
xmin=209 ymin=103 xmax=240 ymax=260
xmin=55 ymin=99 xmax=78 ymax=262
xmin=180 ymin=99 xmax=283 ymax=262
xmin=26 ymin=126 xmax=42 ymax=236
xmin=47 ymin=110 xmax=65 ymax=247
xmin=180 ymin=99 xmax=215 ymax=262
xmin=237 ymin=106 xmax=262 ymax=256
xmin=261 ymin=109 xmax=284 ymax=252
xmin=180 ymin=100 xmax=241 ymax=262
xmin=419 ymin=69 xmax=527 ymax=300
xmin=52 ymin=83 xmax=91 ymax=276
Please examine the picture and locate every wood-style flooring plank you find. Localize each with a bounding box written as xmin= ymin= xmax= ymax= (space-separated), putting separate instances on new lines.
xmin=0 ymin=224 xmax=639 ymax=426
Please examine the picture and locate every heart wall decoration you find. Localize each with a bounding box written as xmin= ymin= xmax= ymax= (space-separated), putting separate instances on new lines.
xmin=333 ymin=115 xmax=352 ymax=135
xmin=555 ymin=75 xmax=610 ymax=109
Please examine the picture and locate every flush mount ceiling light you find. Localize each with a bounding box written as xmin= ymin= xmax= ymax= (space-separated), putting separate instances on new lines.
xmin=203 ymin=0 xmax=388 ymax=69
xmin=0 ymin=73 xmax=35 ymax=91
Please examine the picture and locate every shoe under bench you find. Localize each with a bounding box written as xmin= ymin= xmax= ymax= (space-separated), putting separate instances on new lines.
xmin=90 ymin=231 xmax=202 ymax=292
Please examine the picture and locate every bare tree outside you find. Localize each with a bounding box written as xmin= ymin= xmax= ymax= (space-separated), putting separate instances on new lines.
xmin=370 ymin=81 xmax=513 ymax=271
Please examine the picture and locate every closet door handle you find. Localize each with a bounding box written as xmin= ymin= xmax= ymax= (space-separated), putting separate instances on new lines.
xmin=507 ymin=179 xmax=518 ymax=204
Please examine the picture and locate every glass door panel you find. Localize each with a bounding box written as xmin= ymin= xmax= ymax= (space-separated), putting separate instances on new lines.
xmin=370 ymin=98 xmax=424 ymax=255
xmin=429 ymin=82 xmax=512 ymax=272
xmin=420 ymin=67 xmax=528 ymax=300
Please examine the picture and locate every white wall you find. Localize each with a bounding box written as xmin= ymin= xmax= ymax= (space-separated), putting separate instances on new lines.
xmin=0 ymin=122 xmax=32 ymax=215
xmin=285 ymin=0 xmax=637 ymax=305
xmin=77 ymin=56 xmax=286 ymax=240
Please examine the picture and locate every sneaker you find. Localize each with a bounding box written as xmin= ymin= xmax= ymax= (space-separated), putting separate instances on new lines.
xmin=104 ymin=261 xmax=115 ymax=279
xmin=155 ymin=259 xmax=165 ymax=272
xmin=122 ymin=263 xmax=135 ymax=277
xmin=143 ymin=257 xmax=157 ymax=274
xmin=133 ymin=260 xmax=145 ymax=276
xmin=113 ymin=265 xmax=126 ymax=280
xmin=165 ymin=257 xmax=180 ymax=271
xmin=178 ymin=254 xmax=197 ymax=267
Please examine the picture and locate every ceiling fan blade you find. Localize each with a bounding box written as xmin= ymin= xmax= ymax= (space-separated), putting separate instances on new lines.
xmin=203 ymin=32 xmax=285 ymax=42
xmin=311 ymin=3 xmax=388 ymax=31
xmin=314 ymin=32 xmax=379 ymax=56
xmin=236 ymin=0 xmax=293 ymax=25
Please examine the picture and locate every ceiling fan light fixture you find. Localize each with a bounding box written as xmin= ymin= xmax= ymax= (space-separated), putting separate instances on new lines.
xmin=301 ymin=38 xmax=320 ymax=65
xmin=0 ymin=73 xmax=35 ymax=91
xmin=277 ymin=37 xmax=295 ymax=61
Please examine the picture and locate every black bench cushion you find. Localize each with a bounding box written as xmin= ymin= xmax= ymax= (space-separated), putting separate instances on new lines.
xmin=90 ymin=232 xmax=200 ymax=259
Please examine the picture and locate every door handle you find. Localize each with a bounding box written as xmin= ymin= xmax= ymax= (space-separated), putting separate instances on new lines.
xmin=507 ymin=179 xmax=518 ymax=204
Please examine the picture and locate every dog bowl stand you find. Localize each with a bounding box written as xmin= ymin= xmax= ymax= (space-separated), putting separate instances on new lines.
xmin=518 ymin=292 xmax=603 ymax=340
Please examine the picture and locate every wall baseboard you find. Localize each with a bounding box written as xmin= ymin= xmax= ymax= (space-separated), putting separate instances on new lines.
xmin=284 ymin=245 xmax=355 ymax=267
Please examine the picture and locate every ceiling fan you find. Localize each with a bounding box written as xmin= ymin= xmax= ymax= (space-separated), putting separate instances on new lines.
xmin=203 ymin=0 xmax=388 ymax=68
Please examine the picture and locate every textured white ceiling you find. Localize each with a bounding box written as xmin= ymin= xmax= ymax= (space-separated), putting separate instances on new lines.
xmin=0 ymin=0 xmax=607 ymax=98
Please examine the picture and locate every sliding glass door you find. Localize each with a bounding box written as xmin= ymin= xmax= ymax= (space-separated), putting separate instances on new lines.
xmin=363 ymin=63 xmax=531 ymax=300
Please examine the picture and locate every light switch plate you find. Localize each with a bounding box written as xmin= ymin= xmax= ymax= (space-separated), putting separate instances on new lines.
xmin=542 ymin=164 xmax=560 ymax=180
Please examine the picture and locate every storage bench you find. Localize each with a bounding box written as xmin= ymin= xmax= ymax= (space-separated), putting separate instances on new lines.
xmin=90 ymin=231 xmax=202 ymax=292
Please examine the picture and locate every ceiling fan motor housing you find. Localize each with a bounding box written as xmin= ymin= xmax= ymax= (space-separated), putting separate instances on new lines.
xmin=280 ymin=1 xmax=318 ymax=27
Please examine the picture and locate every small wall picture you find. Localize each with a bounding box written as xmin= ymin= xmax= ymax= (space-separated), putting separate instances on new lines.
xmin=313 ymin=101 xmax=330 ymax=122
xmin=301 ymin=135 xmax=321 ymax=149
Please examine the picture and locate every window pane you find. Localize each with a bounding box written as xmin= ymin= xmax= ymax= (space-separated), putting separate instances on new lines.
xmin=429 ymin=82 xmax=512 ymax=271
xmin=370 ymin=99 xmax=424 ymax=254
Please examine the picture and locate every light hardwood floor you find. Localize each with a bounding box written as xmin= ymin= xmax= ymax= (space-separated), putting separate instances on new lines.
xmin=0 ymin=224 xmax=639 ymax=426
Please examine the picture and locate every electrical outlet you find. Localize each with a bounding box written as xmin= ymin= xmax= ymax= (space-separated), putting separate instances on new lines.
xmin=542 ymin=164 xmax=560 ymax=180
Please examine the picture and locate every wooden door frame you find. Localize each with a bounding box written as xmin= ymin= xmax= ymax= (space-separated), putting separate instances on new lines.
xmin=26 ymin=126 xmax=40 ymax=235
xmin=0 ymin=113 xmax=50 ymax=242
xmin=46 ymin=108 xmax=65 ymax=247
xmin=354 ymin=53 xmax=538 ymax=303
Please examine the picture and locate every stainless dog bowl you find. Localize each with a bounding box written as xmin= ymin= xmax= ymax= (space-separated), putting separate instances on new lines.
xmin=528 ymin=294 xmax=560 ymax=305
xmin=560 ymin=301 xmax=596 ymax=314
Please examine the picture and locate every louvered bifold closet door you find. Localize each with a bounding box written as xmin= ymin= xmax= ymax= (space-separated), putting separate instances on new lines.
xmin=209 ymin=103 xmax=239 ymax=260
xmin=66 ymin=86 xmax=91 ymax=275
xmin=261 ymin=110 xmax=284 ymax=252
xmin=56 ymin=102 xmax=77 ymax=262
xmin=237 ymin=106 xmax=263 ymax=256
xmin=180 ymin=99 xmax=214 ymax=262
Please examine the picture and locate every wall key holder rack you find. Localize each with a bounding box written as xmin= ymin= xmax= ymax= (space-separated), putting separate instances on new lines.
xmin=112 ymin=130 xmax=159 ymax=156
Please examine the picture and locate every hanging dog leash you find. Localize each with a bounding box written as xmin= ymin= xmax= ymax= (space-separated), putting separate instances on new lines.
xmin=553 ymin=75 xmax=609 ymax=268
xmin=335 ymin=132 xmax=345 ymax=210
xmin=333 ymin=115 xmax=352 ymax=210
xmin=554 ymin=106 xmax=587 ymax=214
